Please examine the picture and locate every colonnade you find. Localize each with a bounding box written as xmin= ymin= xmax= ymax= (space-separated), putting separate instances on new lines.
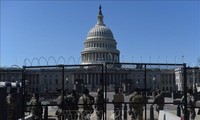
xmin=82 ymin=52 xmax=119 ymax=63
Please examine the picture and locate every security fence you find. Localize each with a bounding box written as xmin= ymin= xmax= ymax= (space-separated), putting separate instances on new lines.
xmin=3 ymin=62 xmax=200 ymax=120
xmin=104 ymin=63 xmax=188 ymax=120
xmin=0 ymin=68 xmax=23 ymax=120
xmin=22 ymin=64 xmax=105 ymax=120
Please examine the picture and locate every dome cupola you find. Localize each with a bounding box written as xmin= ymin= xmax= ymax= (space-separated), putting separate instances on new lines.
xmin=81 ymin=5 xmax=120 ymax=64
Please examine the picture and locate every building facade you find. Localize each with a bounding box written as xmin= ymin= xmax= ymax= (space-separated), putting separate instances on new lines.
xmin=1 ymin=6 xmax=200 ymax=94
xmin=175 ymin=67 xmax=200 ymax=91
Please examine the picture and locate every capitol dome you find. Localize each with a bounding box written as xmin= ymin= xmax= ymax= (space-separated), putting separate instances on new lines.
xmin=87 ymin=26 xmax=114 ymax=38
xmin=81 ymin=5 xmax=120 ymax=64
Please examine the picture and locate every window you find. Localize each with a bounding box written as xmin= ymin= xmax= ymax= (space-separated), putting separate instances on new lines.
xmin=166 ymin=87 xmax=168 ymax=91
xmin=56 ymin=79 xmax=58 ymax=84
xmin=163 ymin=87 xmax=165 ymax=91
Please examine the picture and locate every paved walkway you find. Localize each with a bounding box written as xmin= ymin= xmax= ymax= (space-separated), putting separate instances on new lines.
xmin=46 ymin=106 xmax=200 ymax=120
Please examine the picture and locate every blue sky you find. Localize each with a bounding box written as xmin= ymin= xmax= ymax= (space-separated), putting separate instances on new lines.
xmin=1 ymin=1 xmax=200 ymax=67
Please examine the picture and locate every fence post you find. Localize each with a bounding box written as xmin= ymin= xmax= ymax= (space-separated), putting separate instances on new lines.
xmin=44 ymin=106 xmax=48 ymax=120
xmin=177 ymin=104 xmax=181 ymax=117
xmin=150 ymin=105 xmax=154 ymax=120
xmin=124 ymin=103 xmax=127 ymax=120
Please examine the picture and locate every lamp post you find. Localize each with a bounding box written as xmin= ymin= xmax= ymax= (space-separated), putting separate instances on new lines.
xmin=66 ymin=75 xmax=69 ymax=89
xmin=136 ymin=80 xmax=139 ymax=87
xmin=81 ymin=83 xmax=83 ymax=93
xmin=192 ymin=69 xmax=198 ymax=93
xmin=25 ymin=80 xmax=29 ymax=93
xmin=153 ymin=77 xmax=156 ymax=91
xmin=127 ymin=83 xmax=130 ymax=94
xmin=65 ymin=76 xmax=69 ymax=93
xmin=74 ymin=81 xmax=78 ymax=90
xmin=192 ymin=70 xmax=195 ymax=90
xmin=66 ymin=76 xmax=69 ymax=83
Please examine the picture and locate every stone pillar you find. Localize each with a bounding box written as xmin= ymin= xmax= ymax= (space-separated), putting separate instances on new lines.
xmin=92 ymin=53 xmax=94 ymax=61
xmin=105 ymin=53 xmax=107 ymax=62
xmin=95 ymin=53 xmax=97 ymax=61
xmin=98 ymin=53 xmax=100 ymax=61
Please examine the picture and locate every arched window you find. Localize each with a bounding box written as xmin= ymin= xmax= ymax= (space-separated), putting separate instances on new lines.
xmin=163 ymin=87 xmax=165 ymax=91
xmin=170 ymin=87 xmax=172 ymax=91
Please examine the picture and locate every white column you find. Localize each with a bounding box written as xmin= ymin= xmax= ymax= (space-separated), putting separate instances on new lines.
xmin=94 ymin=74 xmax=96 ymax=86
xmin=94 ymin=53 xmax=95 ymax=61
xmin=98 ymin=53 xmax=100 ymax=61
xmin=93 ymin=53 xmax=95 ymax=61
xmin=87 ymin=54 xmax=89 ymax=61
xmin=104 ymin=53 xmax=106 ymax=61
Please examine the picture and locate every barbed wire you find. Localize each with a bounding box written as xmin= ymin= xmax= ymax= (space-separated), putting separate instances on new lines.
xmin=11 ymin=56 xmax=200 ymax=67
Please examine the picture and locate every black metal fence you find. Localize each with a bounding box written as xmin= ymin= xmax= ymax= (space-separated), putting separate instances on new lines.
xmin=104 ymin=62 xmax=187 ymax=120
xmin=0 ymin=81 xmax=23 ymax=120
xmin=4 ymin=62 xmax=197 ymax=120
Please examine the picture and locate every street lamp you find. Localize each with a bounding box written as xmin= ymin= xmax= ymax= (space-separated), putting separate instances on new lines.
xmin=127 ymin=83 xmax=130 ymax=94
xmin=66 ymin=76 xmax=69 ymax=84
xmin=192 ymin=70 xmax=195 ymax=90
xmin=192 ymin=69 xmax=198 ymax=93
xmin=81 ymin=83 xmax=83 ymax=93
xmin=65 ymin=75 xmax=69 ymax=92
xmin=136 ymin=80 xmax=139 ymax=86
xmin=153 ymin=76 xmax=156 ymax=91
xmin=74 ymin=81 xmax=78 ymax=90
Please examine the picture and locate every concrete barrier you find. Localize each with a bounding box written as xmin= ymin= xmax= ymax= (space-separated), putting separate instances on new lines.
xmin=159 ymin=110 xmax=181 ymax=120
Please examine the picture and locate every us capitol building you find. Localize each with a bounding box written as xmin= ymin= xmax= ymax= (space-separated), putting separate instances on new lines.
xmin=1 ymin=6 xmax=200 ymax=93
